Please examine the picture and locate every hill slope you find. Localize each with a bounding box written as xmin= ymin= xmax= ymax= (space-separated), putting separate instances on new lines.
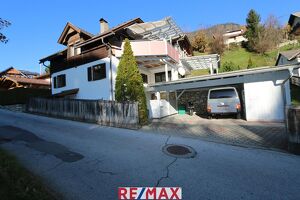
xmin=187 ymin=23 xmax=242 ymax=39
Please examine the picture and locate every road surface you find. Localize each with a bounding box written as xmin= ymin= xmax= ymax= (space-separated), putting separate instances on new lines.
xmin=0 ymin=109 xmax=300 ymax=200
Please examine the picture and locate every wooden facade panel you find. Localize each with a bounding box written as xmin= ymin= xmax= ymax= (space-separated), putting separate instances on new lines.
xmin=50 ymin=46 xmax=109 ymax=74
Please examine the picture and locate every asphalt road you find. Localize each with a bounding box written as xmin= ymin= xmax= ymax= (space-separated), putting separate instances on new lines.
xmin=0 ymin=109 xmax=300 ymax=200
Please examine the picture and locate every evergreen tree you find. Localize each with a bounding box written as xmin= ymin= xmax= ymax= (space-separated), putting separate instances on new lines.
xmin=220 ymin=61 xmax=240 ymax=72
xmin=115 ymin=39 xmax=148 ymax=125
xmin=245 ymin=9 xmax=261 ymax=51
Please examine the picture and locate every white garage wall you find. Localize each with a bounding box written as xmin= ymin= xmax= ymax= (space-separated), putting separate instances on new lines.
xmin=52 ymin=58 xmax=118 ymax=100
xmin=244 ymin=80 xmax=290 ymax=122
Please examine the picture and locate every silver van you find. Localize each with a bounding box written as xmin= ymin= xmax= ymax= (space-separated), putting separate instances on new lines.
xmin=207 ymin=87 xmax=241 ymax=119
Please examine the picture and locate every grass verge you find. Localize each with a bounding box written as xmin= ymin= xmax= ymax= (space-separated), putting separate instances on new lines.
xmin=0 ymin=148 xmax=59 ymax=200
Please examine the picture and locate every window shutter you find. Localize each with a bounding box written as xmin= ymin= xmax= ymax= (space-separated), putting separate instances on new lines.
xmin=87 ymin=67 xmax=92 ymax=81
xmin=53 ymin=77 xmax=57 ymax=88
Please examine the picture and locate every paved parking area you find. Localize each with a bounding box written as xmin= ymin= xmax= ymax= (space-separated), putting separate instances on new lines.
xmin=142 ymin=114 xmax=287 ymax=150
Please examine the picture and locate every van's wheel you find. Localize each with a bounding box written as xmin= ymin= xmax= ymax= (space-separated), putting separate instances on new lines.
xmin=236 ymin=113 xmax=241 ymax=119
xmin=207 ymin=115 xmax=212 ymax=119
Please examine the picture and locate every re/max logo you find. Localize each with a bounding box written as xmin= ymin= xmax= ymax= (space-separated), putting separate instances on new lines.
xmin=118 ymin=187 xmax=182 ymax=200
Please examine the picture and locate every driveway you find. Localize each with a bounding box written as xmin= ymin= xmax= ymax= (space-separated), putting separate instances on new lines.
xmin=0 ymin=109 xmax=300 ymax=200
xmin=142 ymin=114 xmax=287 ymax=150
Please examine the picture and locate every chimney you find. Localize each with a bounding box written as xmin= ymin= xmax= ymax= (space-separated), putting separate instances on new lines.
xmin=99 ymin=18 xmax=109 ymax=34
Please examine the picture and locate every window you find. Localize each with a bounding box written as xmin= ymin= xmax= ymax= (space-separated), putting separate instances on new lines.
xmin=68 ymin=46 xmax=74 ymax=58
xmin=87 ymin=64 xmax=106 ymax=81
xmin=141 ymin=73 xmax=148 ymax=83
xmin=53 ymin=74 xmax=66 ymax=88
xmin=209 ymin=89 xmax=237 ymax=99
xmin=155 ymin=71 xmax=171 ymax=83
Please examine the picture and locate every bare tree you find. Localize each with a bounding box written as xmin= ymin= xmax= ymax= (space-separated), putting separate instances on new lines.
xmin=254 ymin=15 xmax=284 ymax=54
xmin=0 ymin=18 xmax=11 ymax=43
xmin=209 ymin=27 xmax=225 ymax=55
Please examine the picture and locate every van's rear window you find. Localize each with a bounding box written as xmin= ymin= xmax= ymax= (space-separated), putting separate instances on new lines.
xmin=209 ymin=89 xmax=237 ymax=99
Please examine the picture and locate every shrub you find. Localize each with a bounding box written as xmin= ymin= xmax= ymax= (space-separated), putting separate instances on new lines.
xmin=220 ymin=61 xmax=240 ymax=72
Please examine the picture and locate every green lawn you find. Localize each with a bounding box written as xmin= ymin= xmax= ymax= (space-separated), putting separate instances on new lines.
xmin=291 ymin=84 xmax=300 ymax=106
xmin=221 ymin=44 xmax=300 ymax=69
xmin=191 ymin=43 xmax=300 ymax=76
xmin=188 ymin=68 xmax=210 ymax=77
xmin=0 ymin=148 xmax=59 ymax=200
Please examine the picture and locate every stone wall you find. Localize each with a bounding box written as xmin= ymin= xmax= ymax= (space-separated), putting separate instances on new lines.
xmin=177 ymin=84 xmax=245 ymax=117
xmin=178 ymin=89 xmax=209 ymax=116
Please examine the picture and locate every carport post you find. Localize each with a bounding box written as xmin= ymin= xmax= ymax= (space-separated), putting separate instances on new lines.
xmin=165 ymin=63 xmax=169 ymax=82
xmin=175 ymin=90 xmax=185 ymax=110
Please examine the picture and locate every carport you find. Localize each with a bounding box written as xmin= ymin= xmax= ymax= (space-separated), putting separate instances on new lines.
xmin=146 ymin=64 xmax=300 ymax=122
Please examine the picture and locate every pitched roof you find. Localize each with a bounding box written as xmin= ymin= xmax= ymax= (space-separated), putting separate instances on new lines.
xmin=7 ymin=76 xmax=50 ymax=86
xmin=288 ymin=12 xmax=300 ymax=25
xmin=58 ymin=22 xmax=94 ymax=45
xmin=0 ymin=67 xmax=14 ymax=76
xmin=280 ymin=49 xmax=300 ymax=60
xmin=76 ymin=17 xmax=143 ymax=47
xmin=19 ymin=70 xmax=39 ymax=76
xmin=275 ymin=49 xmax=300 ymax=65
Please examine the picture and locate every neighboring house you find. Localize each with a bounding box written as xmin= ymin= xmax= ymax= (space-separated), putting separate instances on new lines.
xmin=275 ymin=49 xmax=300 ymax=76
xmin=223 ymin=29 xmax=247 ymax=46
xmin=40 ymin=17 xmax=218 ymax=117
xmin=288 ymin=12 xmax=300 ymax=36
xmin=0 ymin=67 xmax=50 ymax=89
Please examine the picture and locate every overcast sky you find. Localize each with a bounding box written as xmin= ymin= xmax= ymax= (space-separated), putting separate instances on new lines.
xmin=0 ymin=0 xmax=298 ymax=73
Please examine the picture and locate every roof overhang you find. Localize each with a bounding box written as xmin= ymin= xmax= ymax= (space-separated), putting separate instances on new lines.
xmin=58 ymin=22 xmax=93 ymax=45
xmin=126 ymin=17 xmax=184 ymax=40
xmin=180 ymin=54 xmax=220 ymax=70
xmin=76 ymin=18 xmax=144 ymax=48
xmin=146 ymin=64 xmax=300 ymax=92
xmin=39 ymin=49 xmax=67 ymax=63
xmin=53 ymin=88 xmax=79 ymax=97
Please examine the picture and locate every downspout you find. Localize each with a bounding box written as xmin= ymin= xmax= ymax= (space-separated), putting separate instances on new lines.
xmin=101 ymin=37 xmax=114 ymax=101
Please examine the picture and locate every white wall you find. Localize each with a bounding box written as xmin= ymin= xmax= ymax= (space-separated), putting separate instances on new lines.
xmin=244 ymin=80 xmax=291 ymax=122
xmin=148 ymin=92 xmax=177 ymax=119
xmin=139 ymin=64 xmax=179 ymax=85
xmin=52 ymin=57 xmax=118 ymax=100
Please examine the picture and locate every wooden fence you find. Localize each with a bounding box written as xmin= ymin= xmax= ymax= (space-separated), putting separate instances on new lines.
xmin=26 ymin=98 xmax=139 ymax=129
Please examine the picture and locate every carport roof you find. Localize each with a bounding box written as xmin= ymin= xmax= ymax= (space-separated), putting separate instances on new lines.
xmin=146 ymin=64 xmax=300 ymax=92
xmin=180 ymin=54 xmax=220 ymax=70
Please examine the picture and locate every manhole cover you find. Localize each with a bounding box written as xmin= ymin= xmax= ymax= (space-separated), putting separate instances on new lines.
xmin=163 ymin=144 xmax=196 ymax=158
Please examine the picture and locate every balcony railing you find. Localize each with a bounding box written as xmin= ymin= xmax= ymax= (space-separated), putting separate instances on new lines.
xmin=115 ymin=40 xmax=180 ymax=63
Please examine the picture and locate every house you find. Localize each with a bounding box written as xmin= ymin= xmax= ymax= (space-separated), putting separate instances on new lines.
xmin=223 ymin=29 xmax=247 ymax=46
xmin=40 ymin=17 xmax=300 ymax=121
xmin=288 ymin=12 xmax=300 ymax=36
xmin=275 ymin=49 xmax=300 ymax=76
xmin=40 ymin=17 xmax=219 ymax=117
xmin=0 ymin=67 xmax=50 ymax=90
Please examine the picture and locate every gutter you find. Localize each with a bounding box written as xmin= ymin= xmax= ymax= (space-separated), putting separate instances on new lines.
xmin=75 ymin=32 xmax=115 ymax=48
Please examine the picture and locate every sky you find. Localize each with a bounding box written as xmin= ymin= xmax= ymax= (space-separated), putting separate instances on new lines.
xmin=0 ymin=0 xmax=298 ymax=73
